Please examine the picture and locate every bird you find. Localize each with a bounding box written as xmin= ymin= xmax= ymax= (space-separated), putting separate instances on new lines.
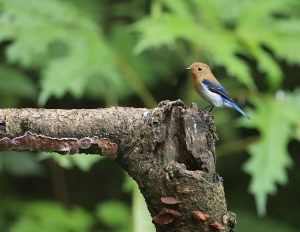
xmin=186 ymin=62 xmax=250 ymax=120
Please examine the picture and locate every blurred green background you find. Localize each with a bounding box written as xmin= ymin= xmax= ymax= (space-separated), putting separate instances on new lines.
xmin=0 ymin=0 xmax=300 ymax=231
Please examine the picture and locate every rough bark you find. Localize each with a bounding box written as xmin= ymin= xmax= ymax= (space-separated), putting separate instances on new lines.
xmin=0 ymin=100 xmax=236 ymax=231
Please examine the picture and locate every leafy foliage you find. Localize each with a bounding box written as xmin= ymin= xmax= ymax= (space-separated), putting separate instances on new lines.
xmin=132 ymin=182 xmax=156 ymax=232
xmin=10 ymin=201 xmax=94 ymax=232
xmin=0 ymin=152 xmax=43 ymax=176
xmin=241 ymin=90 xmax=300 ymax=215
xmin=134 ymin=0 xmax=300 ymax=90
xmin=235 ymin=209 xmax=299 ymax=232
xmin=96 ymin=201 xmax=132 ymax=232
xmin=0 ymin=64 xmax=37 ymax=100
xmin=95 ymin=181 xmax=155 ymax=232
xmin=38 ymin=153 xmax=102 ymax=171
xmin=0 ymin=0 xmax=167 ymax=107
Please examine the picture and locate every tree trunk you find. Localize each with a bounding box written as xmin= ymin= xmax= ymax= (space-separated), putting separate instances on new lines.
xmin=0 ymin=100 xmax=236 ymax=231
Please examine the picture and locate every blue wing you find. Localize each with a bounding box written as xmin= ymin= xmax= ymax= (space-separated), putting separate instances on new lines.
xmin=202 ymin=79 xmax=234 ymax=102
xmin=202 ymin=79 xmax=250 ymax=120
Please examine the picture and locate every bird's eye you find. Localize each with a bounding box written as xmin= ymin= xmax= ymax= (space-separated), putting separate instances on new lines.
xmin=198 ymin=67 xmax=202 ymax=71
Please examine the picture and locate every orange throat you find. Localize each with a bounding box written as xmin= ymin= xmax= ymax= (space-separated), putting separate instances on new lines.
xmin=192 ymin=74 xmax=201 ymax=91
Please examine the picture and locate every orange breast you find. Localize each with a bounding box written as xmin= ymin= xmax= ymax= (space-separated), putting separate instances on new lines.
xmin=192 ymin=75 xmax=202 ymax=94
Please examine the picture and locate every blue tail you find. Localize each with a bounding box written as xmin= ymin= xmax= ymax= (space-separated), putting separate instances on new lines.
xmin=223 ymin=98 xmax=250 ymax=120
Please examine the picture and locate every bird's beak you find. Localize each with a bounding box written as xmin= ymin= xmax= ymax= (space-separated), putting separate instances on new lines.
xmin=186 ymin=67 xmax=192 ymax=71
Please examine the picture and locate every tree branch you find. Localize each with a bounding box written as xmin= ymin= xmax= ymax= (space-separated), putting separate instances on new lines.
xmin=0 ymin=100 xmax=236 ymax=231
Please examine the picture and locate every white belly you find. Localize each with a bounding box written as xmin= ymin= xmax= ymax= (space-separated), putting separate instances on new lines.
xmin=199 ymin=84 xmax=224 ymax=107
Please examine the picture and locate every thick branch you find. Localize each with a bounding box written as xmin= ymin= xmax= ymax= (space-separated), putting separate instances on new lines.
xmin=0 ymin=100 xmax=236 ymax=231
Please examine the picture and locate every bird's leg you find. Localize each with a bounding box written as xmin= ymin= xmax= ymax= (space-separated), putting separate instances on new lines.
xmin=203 ymin=104 xmax=213 ymax=110
xmin=202 ymin=104 xmax=214 ymax=112
xmin=203 ymin=104 xmax=215 ymax=112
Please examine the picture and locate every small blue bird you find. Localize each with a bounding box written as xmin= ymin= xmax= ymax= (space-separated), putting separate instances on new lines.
xmin=186 ymin=62 xmax=250 ymax=120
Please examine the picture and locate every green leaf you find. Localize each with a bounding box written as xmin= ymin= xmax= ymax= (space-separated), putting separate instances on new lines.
xmin=38 ymin=152 xmax=73 ymax=169
xmin=1 ymin=152 xmax=43 ymax=176
xmin=132 ymin=181 xmax=155 ymax=232
xmin=0 ymin=64 xmax=37 ymax=99
xmin=265 ymin=19 xmax=300 ymax=64
xmin=0 ymin=0 xmax=158 ymax=107
xmin=96 ymin=201 xmax=132 ymax=231
xmin=71 ymin=155 xmax=102 ymax=172
xmin=122 ymin=177 xmax=155 ymax=232
xmin=235 ymin=209 xmax=299 ymax=232
xmin=134 ymin=0 xmax=300 ymax=90
xmin=11 ymin=201 xmax=94 ymax=232
xmin=241 ymin=90 xmax=300 ymax=216
xmin=38 ymin=153 xmax=102 ymax=171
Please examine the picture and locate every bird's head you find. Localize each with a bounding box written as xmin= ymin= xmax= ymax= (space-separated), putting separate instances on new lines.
xmin=186 ymin=62 xmax=211 ymax=80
